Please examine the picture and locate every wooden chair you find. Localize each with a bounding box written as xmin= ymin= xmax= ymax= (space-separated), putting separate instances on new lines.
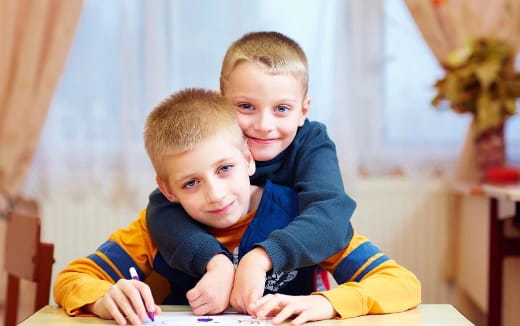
xmin=4 ymin=209 xmax=54 ymax=326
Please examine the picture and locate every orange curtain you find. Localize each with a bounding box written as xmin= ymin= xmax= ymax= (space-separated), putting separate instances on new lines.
xmin=405 ymin=0 xmax=520 ymax=62
xmin=0 ymin=0 xmax=83 ymax=210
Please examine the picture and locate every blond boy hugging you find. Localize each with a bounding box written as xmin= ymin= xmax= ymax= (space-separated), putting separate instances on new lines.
xmin=147 ymin=31 xmax=359 ymax=315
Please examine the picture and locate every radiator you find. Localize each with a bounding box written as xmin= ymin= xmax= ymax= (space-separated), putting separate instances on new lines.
xmin=349 ymin=176 xmax=454 ymax=303
xmin=40 ymin=189 xmax=152 ymax=304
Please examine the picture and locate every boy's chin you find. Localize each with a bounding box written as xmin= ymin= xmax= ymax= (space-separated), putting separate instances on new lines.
xmin=207 ymin=217 xmax=241 ymax=229
xmin=250 ymin=148 xmax=279 ymax=161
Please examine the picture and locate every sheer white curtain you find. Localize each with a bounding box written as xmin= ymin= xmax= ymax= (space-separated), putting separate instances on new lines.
xmin=22 ymin=0 xmax=520 ymax=213
xmin=22 ymin=0 xmax=354 ymax=223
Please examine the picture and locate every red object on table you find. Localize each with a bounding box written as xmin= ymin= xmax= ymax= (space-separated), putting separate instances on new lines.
xmin=485 ymin=165 xmax=520 ymax=183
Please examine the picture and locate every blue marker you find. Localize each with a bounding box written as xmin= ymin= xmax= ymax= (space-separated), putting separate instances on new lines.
xmin=197 ymin=317 xmax=213 ymax=322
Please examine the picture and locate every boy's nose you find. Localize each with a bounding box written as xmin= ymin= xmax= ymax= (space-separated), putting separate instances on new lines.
xmin=205 ymin=180 xmax=226 ymax=203
xmin=254 ymin=111 xmax=274 ymax=132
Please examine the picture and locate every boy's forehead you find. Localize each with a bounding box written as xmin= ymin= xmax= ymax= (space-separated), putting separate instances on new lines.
xmin=224 ymin=61 xmax=307 ymax=95
xmin=242 ymin=60 xmax=303 ymax=79
xmin=163 ymin=132 xmax=245 ymax=178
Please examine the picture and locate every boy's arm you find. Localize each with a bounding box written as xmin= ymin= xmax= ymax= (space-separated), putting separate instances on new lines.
xmin=319 ymin=261 xmax=421 ymax=319
xmin=54 ymin=258 xmax=117 ymax=316
xmin=146 ymin=188 xmax=226 ymax=276
xmin=187 ymin=254 xmax=236 ymax=316
xmin=230 ymin=247 xmax=272 ymax=313
xmin=249 ymin=261 xmax=420 ymax=324
xmin=54 ymin=210 xmax=156 ymax=316
xmin=249 ymin=234 xmax=421 ymax=324
xmin=318 ymin=233 xmax=421 ymax=318
xmin=255 ymin=121 xmax=356 ymax=272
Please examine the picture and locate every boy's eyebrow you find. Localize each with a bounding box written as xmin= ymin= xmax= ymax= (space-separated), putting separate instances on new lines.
xmin=276 ymin=98 xmax=299 ymax=104
xmin=171 ymin=173 xmax=195 ymax=186
xmin=229 ymin=95 xmax=255 ymax=101
xmin=230 ymin=95 xmax=299 ymax=104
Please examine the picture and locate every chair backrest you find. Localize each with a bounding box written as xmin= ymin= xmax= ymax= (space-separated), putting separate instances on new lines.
xmin=4 ymin=210 xmax=54 ymax=326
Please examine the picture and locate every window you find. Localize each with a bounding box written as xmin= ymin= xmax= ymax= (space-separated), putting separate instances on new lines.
xmin=31 ymin=0 xmax=520 ymax=194
xmin=383 ymin=0 xmax=519 ymax=165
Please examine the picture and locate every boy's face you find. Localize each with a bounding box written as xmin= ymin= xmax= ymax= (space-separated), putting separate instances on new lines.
xmin=156 ymin=131 xmax=256 ymax=229
xmin=223 ymin=62 xmax=310 ymax=161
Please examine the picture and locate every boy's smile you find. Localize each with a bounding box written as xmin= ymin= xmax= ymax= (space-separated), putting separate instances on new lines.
xmin=223 ymin=61 xmax=310 ymax=161
xmin=157 ymin=131 xmax=256 ymax=229
xmin=207 ymin=201 xmax=235 ymax=215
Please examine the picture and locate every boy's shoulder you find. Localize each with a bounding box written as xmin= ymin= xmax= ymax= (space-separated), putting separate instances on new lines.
xmin=298 ymin=119 xmax=327 ymax=132
xmin=295 ymin=119 xmax=329 ymax=139
xmin=292 ymin=119 xmax=334 ymax=148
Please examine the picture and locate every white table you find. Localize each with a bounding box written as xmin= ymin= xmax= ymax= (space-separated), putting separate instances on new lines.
xmin=18 ymin=304 xmax=474 ymax=325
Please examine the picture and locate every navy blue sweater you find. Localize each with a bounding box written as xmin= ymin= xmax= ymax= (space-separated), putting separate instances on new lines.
xmin=146 ymin=119 xmax=356 ymax=276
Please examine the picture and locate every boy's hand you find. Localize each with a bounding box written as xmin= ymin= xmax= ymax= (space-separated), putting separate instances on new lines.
xmin=249 ymin=293 xmax=336 ymax=325
xmin=186 ymin=254 xmax=235 ymax=315
xmin=230 ymin=247 xmax=272 ymax=314
xmin=86 ymin=279 xmax=160 ymax=326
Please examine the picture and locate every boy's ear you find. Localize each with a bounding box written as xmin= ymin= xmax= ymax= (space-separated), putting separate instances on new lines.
xmin=244 ymin=147 xmax=256 ymax=176
xmin=298 ymin=96 xmax=311 ymax=126
xmin=156 ymin=176 xmax=179 ymax=202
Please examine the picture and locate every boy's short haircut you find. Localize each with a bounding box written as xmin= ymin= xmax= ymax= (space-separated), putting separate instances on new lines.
xmin=220 ymin=31 xmax=309 ymax=95
xmin=144 ymin=88 xmax=243 ymax=179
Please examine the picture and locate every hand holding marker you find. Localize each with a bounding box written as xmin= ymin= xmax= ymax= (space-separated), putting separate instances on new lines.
xmin=129 ymin=267 xmax=155 ymax=322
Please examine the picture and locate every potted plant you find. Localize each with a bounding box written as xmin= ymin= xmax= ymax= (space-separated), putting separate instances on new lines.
xmin=431 ymin=38 xmax=520 ymax=173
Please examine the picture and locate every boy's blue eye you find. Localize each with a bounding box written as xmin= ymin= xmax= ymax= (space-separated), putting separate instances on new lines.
xmin=238 ymin=103 xmax=253 ymax=110
xmin=276 ymin=105 xmax=290 ymax=113
xmin=219 ymin=164 xmax=233 ymax=173
xmin=184 ymin=180 xmax=197 ymax=188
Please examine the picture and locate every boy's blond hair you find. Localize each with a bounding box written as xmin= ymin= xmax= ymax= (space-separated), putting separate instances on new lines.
xmin=144 ymin=88 xmax=243 ymax=179
xmin=220 ymin=31 xmax=309 ymax=95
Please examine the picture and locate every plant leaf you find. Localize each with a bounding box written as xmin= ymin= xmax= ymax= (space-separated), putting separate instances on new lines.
xmin=474 ymin=60 xmax=501 ymax=89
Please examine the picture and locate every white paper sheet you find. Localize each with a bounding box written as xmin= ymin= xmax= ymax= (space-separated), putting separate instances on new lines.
xmin=146 ymin=311 xmax=273 ymax=325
